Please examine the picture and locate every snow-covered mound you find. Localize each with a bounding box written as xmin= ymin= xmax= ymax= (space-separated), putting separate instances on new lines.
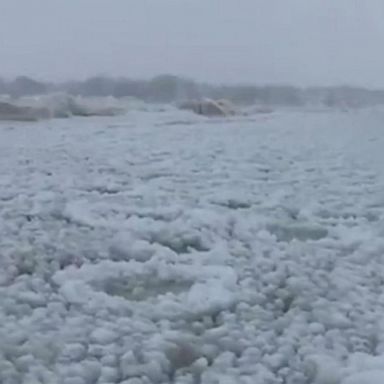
xmin=1 ymin=109 xmax=384 ymax=383
xmin=178 ymin=98 xmax=238 ymax=117
xmin=0 ymin=101 xmax=50 ymax=121
xmin=16 ymin=93 xmax=126 ymax=119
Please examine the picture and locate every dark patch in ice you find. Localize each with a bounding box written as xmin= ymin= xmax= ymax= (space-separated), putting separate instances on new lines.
xmin=125 ymin=210 xmax=182 ymax=223
xmin=214 ymin=199 xmax=252 ymax=210
xmin=317 ymin=209 xmax=357 ymax=220
xmin=158 ymin=120 xmax=198 ymax=126
xmin=165 ymin=341 xmax=201 ymax=371
xmin=25 ymin=214 xmax=33 ymax=222
xmin=84 ymin=186 xmax=120 ymax=195
xmin=140 ymin=172 xmax=174 ymax=181
xmin=96 ymin=278 xmax=192 ymax=301
xmin=267 ymin=222 xmax=328 ymax=242
xmin=316 ymin=209 xmax=380 ymax=223
xmin=364 ymin=212 xmax=380 ymax=222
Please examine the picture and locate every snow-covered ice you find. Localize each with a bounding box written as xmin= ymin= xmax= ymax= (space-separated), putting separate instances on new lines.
xmin=1 ymin=108 xmax=384 ymax=383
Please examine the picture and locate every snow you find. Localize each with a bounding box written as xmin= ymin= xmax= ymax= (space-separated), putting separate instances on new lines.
xmin=1 ymin=107 xmax=384 ymax=382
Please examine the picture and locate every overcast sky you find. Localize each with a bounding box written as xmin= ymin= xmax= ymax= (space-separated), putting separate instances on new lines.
xmin=1 ymin=0 xmax=384 ymax=86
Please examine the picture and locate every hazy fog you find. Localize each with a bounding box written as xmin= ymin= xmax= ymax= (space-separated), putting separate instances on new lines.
xmin=1 ymin=0 xmax=384 ymax=86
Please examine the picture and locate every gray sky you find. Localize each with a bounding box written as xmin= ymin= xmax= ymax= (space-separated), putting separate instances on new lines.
xmin=1 ymin=0 xmax=384 ymax=86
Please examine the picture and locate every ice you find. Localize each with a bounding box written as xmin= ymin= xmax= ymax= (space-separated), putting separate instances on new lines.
xmin=1 ymin=107 xmax=384 ymax=382
xmin=61 ymin=343 xmax=87 ymax=363
xmin=90 ymin=328 xmax=118 ymax=345
xmin=14 ymin=93 xmax=128 ymax=119
xmin=186 ymin=279 xmax=237 ymax=315
xmin=342 ymin=371 xmax=384 ymax=384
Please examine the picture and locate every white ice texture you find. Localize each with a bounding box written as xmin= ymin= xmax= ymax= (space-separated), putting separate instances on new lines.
xmin=1 ymin=107 xmax=384 ymax=383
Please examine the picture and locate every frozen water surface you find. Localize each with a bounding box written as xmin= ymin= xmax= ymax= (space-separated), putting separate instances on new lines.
xmin=1 ymin=108 xmax=384 ymax=383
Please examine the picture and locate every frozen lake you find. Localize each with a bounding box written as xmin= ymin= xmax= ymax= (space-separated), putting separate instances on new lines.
xmin=1 ymin=108 xmax=384 ymax=383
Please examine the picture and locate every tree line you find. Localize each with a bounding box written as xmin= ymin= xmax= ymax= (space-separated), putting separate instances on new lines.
xmin=1 ymin=74 xmax=384 ymax=108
